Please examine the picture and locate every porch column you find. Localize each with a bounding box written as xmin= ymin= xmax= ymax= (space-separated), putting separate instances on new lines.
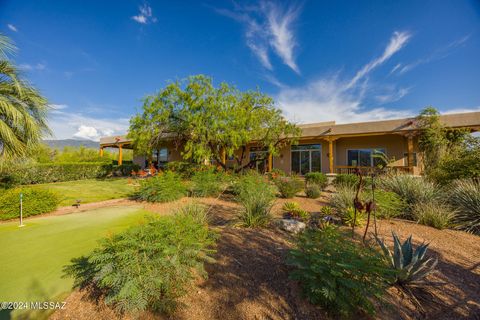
xmin=328 ymin=139 xmax=334 ymax=174
xmin=221 ymin=148 xmax=226 ymax=165
xmin=99 ymin=147 xmax=104 ymax=157
xmin=118 ymin=145 xmax=123 ymax=165
xmin=407 ymin=135 xmax=414 ymax=174
xmin=268 ymin=153 xmax=273 ymax=172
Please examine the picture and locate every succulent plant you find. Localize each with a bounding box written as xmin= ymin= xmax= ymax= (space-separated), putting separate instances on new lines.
xmin=375 ymin=232 xmax=438 ymax=285
xmin=282 ymin=201 xmax=301 ymax=213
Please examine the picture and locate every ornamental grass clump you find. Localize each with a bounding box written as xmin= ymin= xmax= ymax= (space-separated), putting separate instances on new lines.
xmin=64 ymin=208 xmax=217 ymax=316
xmin=288 ymin=225 xmax=393 ymax=317
xmin=447 ymin=179 xmax=480 ymax=234
xmin=305 ymin=184 xmax=321 ymax=199
xmin=378 ymin=175 xmax=439 ymax=218
xmin=413 ymin=201 xmax=454 ymax=229
xmin=133 ymin=171 xmax=186 ymax=203
xmin=235 ymin=172 xmax=276 ymax=227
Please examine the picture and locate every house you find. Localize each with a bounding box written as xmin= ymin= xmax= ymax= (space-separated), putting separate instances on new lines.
xmin=99 ymin=111 xmax=480 ymax=176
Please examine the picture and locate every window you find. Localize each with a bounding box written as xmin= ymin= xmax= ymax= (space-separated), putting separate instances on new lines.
xmin=403 ymin=152 xmax=417 ymax=166
xmin=249 ymin=147 xmax=268 ymax=173
xmin=347 ymin=148 xmax=386 ymax=167
xmin=291 ymin=144 xmax=321 ymax=175
xmin=149 ymin=148 xmax=168 ymax=168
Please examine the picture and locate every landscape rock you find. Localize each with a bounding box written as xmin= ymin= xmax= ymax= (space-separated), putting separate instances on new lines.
xmin=279 ymin=219 xmax=306 ymax=234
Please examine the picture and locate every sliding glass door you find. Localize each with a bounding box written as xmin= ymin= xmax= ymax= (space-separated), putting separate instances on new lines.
xmin=291 ymin=144 xmax=321 ymax=175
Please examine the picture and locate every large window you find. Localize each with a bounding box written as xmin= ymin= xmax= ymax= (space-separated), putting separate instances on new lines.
xmin=347 ymin=148 xmax=386 ymax=167
xmin=403 ymin=152 xmax=417 ymax=166
xmin=149 ymin=148 xmax=168 ymax=168
xmin=291 ymin=144 xmax=321 ymax=175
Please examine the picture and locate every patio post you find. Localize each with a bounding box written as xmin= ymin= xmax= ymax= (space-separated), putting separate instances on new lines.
xmin=118 ymin=144 xmax=123 ymax=165
xmin=328 ymin=139 xmax=334 ymax=174
xmin=407 ymin=135 xmax=414 ymax=174
xmin=99 ymin=147 xmax=104 ymax=157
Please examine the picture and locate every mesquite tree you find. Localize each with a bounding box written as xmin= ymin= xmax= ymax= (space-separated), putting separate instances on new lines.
xmin=128 ymin=75 xmax=300 ymax=172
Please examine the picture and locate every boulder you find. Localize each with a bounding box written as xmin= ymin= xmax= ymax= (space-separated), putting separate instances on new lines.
xmin=279 ymin=219 xmax=306 ymax=234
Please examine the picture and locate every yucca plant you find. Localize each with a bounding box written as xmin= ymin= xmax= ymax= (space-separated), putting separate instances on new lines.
xmin=448 ymin=179 xmax=480 ymax=235
xmin=375 ymin=232 xmax=438 ymax=285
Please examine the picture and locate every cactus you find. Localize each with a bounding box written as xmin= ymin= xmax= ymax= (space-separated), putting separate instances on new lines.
xmin=375 ymin=232 xmax=438 ymax=285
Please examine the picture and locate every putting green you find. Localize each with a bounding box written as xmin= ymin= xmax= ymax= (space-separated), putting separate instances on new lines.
xmin=0 ymin=206 xmax=151 ymax=305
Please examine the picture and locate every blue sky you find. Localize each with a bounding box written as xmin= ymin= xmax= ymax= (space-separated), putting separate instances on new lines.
xmin=1 ymin=0 xmax=479 ymax=140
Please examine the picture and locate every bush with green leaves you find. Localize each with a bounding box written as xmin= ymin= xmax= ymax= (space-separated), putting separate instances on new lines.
xmin=413 ymin=201 xmax=454 ymax=229
xmin=164 ymin=161 xmax=208 ymax=179
xmin=0 ymin=162 xmax=113 ymax=187
xmin=133 ymin=171 xmax=186 ymax=203
xmin=304 ymin=172 xmax=327 ymax=189
xmin=0 ymin=188 xmax=60 ymax=220
xmin=333 ymin=173 xmax=359 ymax=188
xmin=288 ymin=226 xmax=393 ymax=317
xmin=305 ymin=184 xmax=321 ymax=199
xmin=447 ymin=179 xmax=480 ymax=234
xmin=376 ymin=232 xmax=437 ymax=285
xmin=235 ymin=172 xmax=276 ymax=227
xmin=378 ymin=175 xmax=439 ymax=218
xmin=371 ymin=189 xmax=406 ymax=219
xmin=64 ymin=208 xmax=216 ymax=315
xmin=342 ymin=207 xmax=365 ymax=227
xmin=274 ymin=175 xmax=304 ymax=198
xmin=190 ymin=169 xmax=226 ymax=197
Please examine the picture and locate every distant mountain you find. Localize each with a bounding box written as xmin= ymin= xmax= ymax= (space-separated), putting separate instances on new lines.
xmin=43 ymin=139 xmax=99 ymax=149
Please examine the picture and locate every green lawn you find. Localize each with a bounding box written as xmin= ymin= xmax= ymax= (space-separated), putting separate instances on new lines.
xmin=0 ymin=206 xmax=151 ymax=319
xmin=30 ymin=178 xmax=137 ymax=207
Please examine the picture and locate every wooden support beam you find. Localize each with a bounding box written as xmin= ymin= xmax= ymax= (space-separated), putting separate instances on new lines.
xmin=118 ymin=145 xmax=123 ymax=165
xmin=407 ymin=135 xmax=414 ymax=174
xmin=328 ymin=139 xmax=334 ymax=174
xmin=221 ymin=148 xmax=226 ymax=165
xmin=268 ymin=153 xmax=273 ymax=172
xmin=99 ymin=147 xmax=104 ymax=157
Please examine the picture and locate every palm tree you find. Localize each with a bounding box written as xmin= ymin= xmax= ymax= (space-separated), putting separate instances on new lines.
xmin=0 ymin=33 xmax=50 ymax=159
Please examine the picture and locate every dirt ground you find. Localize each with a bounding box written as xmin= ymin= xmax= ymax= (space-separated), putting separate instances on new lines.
xmin=51 ymin=192 xmax=480 ymax=320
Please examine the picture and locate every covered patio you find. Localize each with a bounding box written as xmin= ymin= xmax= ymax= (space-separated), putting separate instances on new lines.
xmin=98 ymin=135 xmax=133 ymax=165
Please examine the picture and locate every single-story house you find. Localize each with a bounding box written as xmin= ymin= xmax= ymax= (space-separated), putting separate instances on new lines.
xmin=99 ymin=111 xmax=480 ymax=176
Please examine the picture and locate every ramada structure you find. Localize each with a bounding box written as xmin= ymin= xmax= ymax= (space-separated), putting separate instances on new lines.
xmin=100 ymin=111 xmax=480 ymax=176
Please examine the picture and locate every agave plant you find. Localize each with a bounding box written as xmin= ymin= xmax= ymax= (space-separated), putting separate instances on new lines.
xmin=375 ymin=232 xmax=438 ymax=285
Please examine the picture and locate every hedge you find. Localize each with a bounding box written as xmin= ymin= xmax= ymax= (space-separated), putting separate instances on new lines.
xmin=0 ymin=162 xmax=140 ymax=187
xmin=0 ymin=188 xmax=60 ymax=220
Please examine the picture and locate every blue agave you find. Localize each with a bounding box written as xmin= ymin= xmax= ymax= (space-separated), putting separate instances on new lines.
xmin=375 ymin=232 xmax=438 ymax=285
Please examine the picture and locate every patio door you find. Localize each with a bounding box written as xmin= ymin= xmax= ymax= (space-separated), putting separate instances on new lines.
xmin=291 ymin=144 xmax=321 ymax=175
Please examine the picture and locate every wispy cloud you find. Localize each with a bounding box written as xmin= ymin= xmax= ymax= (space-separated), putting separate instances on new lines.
xmin=395 ymin=34 xmax=470 ymax=74
xmin=132 ymin=3 xmax=157 ymax=24
xmin=19 ymin=63 xmax=46 ymax=71
xmin=276 ymin=31 xmax=413 ymax=124
xmin=215 ymin=1 xmax=302 ymax=74
xmin=7 ymin=24 xmax=17 ymax=32
xmin=347 ymin=31 xmax=411 ymax=88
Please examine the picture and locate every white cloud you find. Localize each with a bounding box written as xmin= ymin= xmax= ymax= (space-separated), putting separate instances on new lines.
xmin=395 ymin=34 xmax=470 ymax=75
xmin=347 ymin=31 xmax=411 ymax=89
xmin=48 ymin=104 xmax=68 ymax=111
xmin=276 ymin=31 xmax=414 ymax=124
xmin=132 ymin=3 xmax=157 ymax=24
xmin=49 ymin=110 xmax=130 ymax=141
xmin=7 ymin=24 xmax=17 ymax=32
xmin=19 ymin=63 xmax=46 ymax=71
xmin=216 ymin=1 xmax=302 ymax=73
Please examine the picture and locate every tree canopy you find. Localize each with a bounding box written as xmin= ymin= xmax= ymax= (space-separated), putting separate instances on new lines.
xmin=0 ymin=33 xmax=50 ymax=159
xmin=128 ymin=75 xmax=300 ymax=170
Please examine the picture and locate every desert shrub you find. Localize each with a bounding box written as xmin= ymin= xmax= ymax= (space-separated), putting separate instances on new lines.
xmin=320 ymin=206 xmax=333 ymax=215
xmin=304 ymin=172 xmax=327 ymax=189
xmin=112 ymin=164 xmax=140 ymax=176
xmin=267 ymin=168 xmax=286 ymax=180
xmin=282 ymin=201 xmax=301 ymax=212
xmin=288 ymin=226 xmax=392 ymax=317
xmin=274 ymin=175 xmax=304 ymax=198
xmin=447 ymin=179 xmax=480 ymax=234
xmin=164 ymin=161 xmax=208 ymax=179
xmin=376 ymin=233 xmax=437 ymax=285
xmin=64 ymin=209 xmax=217 ymax=315
xmin=0 ymin=162 xmax=113 ymax=186
xmin=329 ymin=185 xmax=356 ymax=214
xmin=342 ymin=207 xmax=365 ymax=227
xmin=378 ymin=175 xmax=439 ymax=218
xmin=282 ymin=201 xmax=309 ymax=220
xmin=305 ymin=184 xmax=321 ymax=199
xmin=0 ymin=188 xmax=60 ymax=220
xmin=333 ymin=174 xmax=359 ymax=188
xmin=413 ymin=201 xmax=454 ymax=229
xmin=133 ymin=172 xmax=186 ymax=203
xmin=190 ymin=170 xmax=225 ymax=197
xmin=235 ymin=172 xmax=276 ymax=227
